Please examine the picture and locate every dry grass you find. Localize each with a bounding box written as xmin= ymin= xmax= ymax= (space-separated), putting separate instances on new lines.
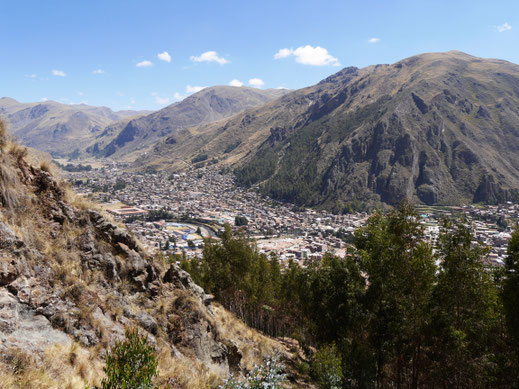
xmin=155 ymin=342 xmax=226 ymax=388
xmin=212 ymin=303 xmax=281 ymax=371
xmin=0 ymin=153 xmax=20 ymax=210
xmin=0 ymin=343 xmax=104 ymax=389
xmin=8 ymin=143 xmax=28 ymax=164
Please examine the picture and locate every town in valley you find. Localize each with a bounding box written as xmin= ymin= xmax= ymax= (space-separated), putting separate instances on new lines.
xmin=63 ymin=161 xmax=519 ymax=268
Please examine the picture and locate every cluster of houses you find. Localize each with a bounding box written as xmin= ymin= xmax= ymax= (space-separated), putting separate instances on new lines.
xmin=65 ymin=164 xmax=518 ymax=267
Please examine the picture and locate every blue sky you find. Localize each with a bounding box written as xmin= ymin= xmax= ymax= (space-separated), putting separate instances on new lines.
xmin=1 ymin=0 xmax=518 ymax=111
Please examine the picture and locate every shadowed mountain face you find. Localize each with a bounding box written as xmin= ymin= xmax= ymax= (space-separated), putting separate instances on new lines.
xmin=92 ymin=86 xmax=289 ymax=160
xmin=209 ymin=51 xmax=519 ymax=209
xmin=0 ymin=98 xmax=149 ymax=157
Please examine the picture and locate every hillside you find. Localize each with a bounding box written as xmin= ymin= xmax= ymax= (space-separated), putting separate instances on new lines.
xmin=0 ymin=122 xmax=308 ymax=388
xmin=0 ymin=98 xmax=149 ymax=158
xmin=91 ymin=86 xmax=289 ymax=161
xmin=140 ymin=51 xmax=519 ymax=209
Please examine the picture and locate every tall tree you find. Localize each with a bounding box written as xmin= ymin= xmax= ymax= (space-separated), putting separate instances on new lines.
xmin=503 ymin=226 xmax=519 ymax=383
xmin=354 ymin=202 xmax=436 ymax=388
xmin=427 ymin=220 xmax=503 ymax=388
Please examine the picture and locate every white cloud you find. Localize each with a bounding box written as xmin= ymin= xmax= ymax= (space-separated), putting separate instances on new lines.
xmin=274 ymin=48 xmax=293 ymax=59
xmin=174 ymin=92 xmax=184 ymax=101
xmin=52 ymin=69 xmax=66 ymax=77
xmin=368 ymin=38 xmax=380 ymax=43
xmin=229 ymin=79 xmax=243 ymax=87
xmin=155 ymin=96 xmax=170 ymax=105
xmin=92 ymin=68 xmax=105 ymax=74
xmin=151 ymin=92 xmax=170 ymax=105
xmin=190 ymin=51 xmax=229 ymax=65
xmin=248 ymin=78 xmax=264 ymax=88
xmin=78 ymin=91 xmax=84 ymax=96
xmin=157 ymin=51 xmax=171 ymax=62
xmin=186 ymin=85 xmax=206 ymax=93
xmin=41 ymin=97 xmax=49 ymax=102
xmin=136 ymin=60 xmax=153 ymax=67
xmin=497 ymin=22 xmax=512 ymax=32
xmin=274 ymin=45 xmax=340 ymax=66
xmin=25 ymin=74 xmax=37 ymax=79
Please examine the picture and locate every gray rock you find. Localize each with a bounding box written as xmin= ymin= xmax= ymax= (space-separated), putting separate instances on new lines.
xmin=164 ymin=264 xmax=213 ymax=305
xmin=0 ymin=221 xmax=24 ymax=250
xmin=0 ymin=289 xmax=71 ymax=354
xmin=0 ymin=257 xmax=21 ymax=286
xmin=136 ymin=312 xmax=158 ymax=335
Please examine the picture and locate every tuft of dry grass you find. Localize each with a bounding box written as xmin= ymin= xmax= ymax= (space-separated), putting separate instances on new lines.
xmin=0 ymin=154 xmax=19 ymax=210
xmin=8 ymin=143 xmax=28 ymax=163
xmin=0 ymin=120 xmax=7 ymax=150
xmin=155 ymin=343 xmax=226 ymax=388
xmin=0 ymin=342 xmax=108 ymax=389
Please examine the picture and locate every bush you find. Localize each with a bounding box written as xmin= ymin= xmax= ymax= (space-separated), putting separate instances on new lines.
xmin=97 ymin=328 xmax=158 ymax=389
xmin=221 ymin=354 xmax=287 ymax=388
xmin=192 ymin=154 xmax=208 ymax=164
xmin=311 ymin=344 xmax=343 ymax=389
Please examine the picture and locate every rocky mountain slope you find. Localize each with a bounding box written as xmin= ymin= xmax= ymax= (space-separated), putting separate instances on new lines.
xmin=141 ymin=51 xmax=519 ymax=209
xmin=0 ymin=98 xmax=149 ymax=158
xmin=90 ymin=86 xmax=289 ymax=161
xmin=0 ymin=122 xmax=307 ymax=388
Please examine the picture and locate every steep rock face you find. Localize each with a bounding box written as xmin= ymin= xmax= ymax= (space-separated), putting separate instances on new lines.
xmin=220 ymin=51 xmax=519 ymax=208
xmin=0 ymin=145 xmax=240 ymax=378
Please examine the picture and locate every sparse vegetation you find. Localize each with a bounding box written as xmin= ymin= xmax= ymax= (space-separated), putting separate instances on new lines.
xmin=53 ymin=160 xmax=93 ymax=172
xmin=192 ymin=154 xmax=208 ymax=164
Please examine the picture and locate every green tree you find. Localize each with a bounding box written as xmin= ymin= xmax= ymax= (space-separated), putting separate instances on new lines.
xmin=354 ymin=201 xmax=436 ymax=388
xmin=113 ymin=178 xmax=127 ymax=192
xmin=235 ymin=215 xmax=249 ymax=227
xmin=427 ymin=220 xmax=504 ymax=388
xmin=98 ymin=328 xmax=157 ymax=389
xmin=503 ymin=226 xmax=519 ymax=382
xmin=298 ymin=253 xmax=364 ymax=345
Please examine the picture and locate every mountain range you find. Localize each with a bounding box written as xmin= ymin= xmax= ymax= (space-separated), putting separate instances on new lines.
xmin=5 ymin=51 xmax=519 ymax=208
xmin=87 ymin=86 xmax=289 ymax=161
xmin=0 ymin=97 xmax=150 ymax=157
xmin=136 ymin=51 xmax=519 ymax=209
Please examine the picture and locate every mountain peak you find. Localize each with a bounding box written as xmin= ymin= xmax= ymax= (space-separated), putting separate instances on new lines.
xmin=94 ymin=85 xmax=290 ymax=160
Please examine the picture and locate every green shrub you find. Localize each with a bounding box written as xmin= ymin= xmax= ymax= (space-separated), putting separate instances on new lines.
xmin=311 ymin=344 xmax=343 ymax=389
xmin=97 ymin=328 xmax=157 ymax=389
xmin=192 ymin=154 xmax=208 ymax=163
